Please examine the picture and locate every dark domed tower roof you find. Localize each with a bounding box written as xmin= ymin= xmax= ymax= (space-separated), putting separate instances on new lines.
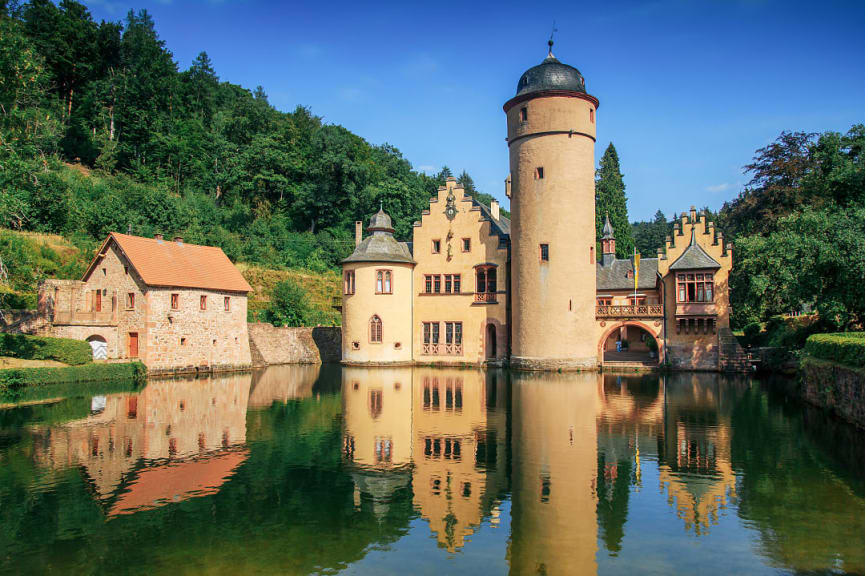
xmin=503 ymin=42 xmax=598 ymax=113
xmin=516 ymin=52 xmax=586 ymax=96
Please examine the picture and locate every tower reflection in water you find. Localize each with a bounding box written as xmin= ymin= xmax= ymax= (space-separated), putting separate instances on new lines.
xmin=341 ymin=367 xmax=509 ymax=551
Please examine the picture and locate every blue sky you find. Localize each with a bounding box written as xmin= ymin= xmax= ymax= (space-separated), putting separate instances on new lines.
xmin=83 ymin=0 xmax=865 ymax=221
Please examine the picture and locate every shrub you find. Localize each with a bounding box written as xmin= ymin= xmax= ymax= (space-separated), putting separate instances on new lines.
xmin=0 ymin=362 xmax=146 ymax=396
xmin=742 ymin=322 xmax=763 ymax=346
xmin=264 ymin=278 xmax=313 ymax=327
xmin=0 ymin=333 xmax=93 ymax=365
xmin=805 ymin=333 xmax=865 ymax=368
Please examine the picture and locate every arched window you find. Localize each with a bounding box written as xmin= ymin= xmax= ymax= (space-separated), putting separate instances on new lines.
xmin=376 ymin=269 xmax=392 ymax=294
xmin=369 ymin=315 xmax=383 ymax=343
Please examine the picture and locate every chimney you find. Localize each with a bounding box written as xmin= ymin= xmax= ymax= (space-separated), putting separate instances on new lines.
xmin=490 ymin=200 xmax=500 ymax=221
xmin=154 ymin=233 xmax=163 ymax=242
xmin=173 ymin=236 xmax=183 ymax=245
xmin=355 ymin=221 xmax=363 ymax=247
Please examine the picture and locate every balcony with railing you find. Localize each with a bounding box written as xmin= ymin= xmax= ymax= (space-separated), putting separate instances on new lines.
xmin=474 ymin=292 xmax=497 ymax=304
xmin=51 ymin=309 xmax=117 ymax=326
xmin=596 ymin=304 xmax=664 ymax=319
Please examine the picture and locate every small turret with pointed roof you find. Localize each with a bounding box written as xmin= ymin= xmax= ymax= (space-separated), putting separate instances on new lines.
xmin=600 ymin=213 xmax=616 ymax=266
xmin=342 ymin=206 xmax=413 ymax=264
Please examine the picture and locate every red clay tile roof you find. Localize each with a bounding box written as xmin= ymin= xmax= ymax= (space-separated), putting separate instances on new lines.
xmin=85 ymin=233 xmax=252 ymax=293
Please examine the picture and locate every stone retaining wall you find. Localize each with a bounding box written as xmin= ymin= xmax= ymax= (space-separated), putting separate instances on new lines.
xmin=247 ymin=323 xmax=341 ymax=366
xmin=799 ymin=357 xmax=865 ymax=429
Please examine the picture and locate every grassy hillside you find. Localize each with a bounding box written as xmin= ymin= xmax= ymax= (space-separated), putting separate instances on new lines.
xmin=240 ymin=265 xmax=341 ymax=326
xmin=0 ymin=229 xmax=91 ymax=309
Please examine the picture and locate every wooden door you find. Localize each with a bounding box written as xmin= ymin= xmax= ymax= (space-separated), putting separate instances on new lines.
xmin=128 ymin=332 xmax=139 ymax=358
xmin=486 ymin=324 xmax=497 ymax=359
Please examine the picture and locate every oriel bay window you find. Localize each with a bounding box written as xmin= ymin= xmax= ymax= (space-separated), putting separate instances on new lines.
xmin=677 ymin=272 xmax=714 ymax=302
xmin=475 ymin=265 xmax=497 ymax=303
xmin=376 ymin=270 xmax=392 ymax=294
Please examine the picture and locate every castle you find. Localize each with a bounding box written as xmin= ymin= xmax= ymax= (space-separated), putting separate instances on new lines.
xmin=341 ymin=46 xmax=745 ymax=371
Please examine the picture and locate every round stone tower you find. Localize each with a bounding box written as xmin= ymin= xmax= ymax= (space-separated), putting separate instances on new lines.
xmin=504 ymin=43 xmax=600 ymax=370
xmin=341 ymin=208 xmax=415 ymax=365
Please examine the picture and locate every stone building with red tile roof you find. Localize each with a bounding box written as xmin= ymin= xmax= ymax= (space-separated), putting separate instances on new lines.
xmin=36 ymin=232 xmax=252 ymax=373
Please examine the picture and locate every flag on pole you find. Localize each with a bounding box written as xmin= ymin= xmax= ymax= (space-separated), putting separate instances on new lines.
xmin=634 ymin=250 xmax=640 ymax=295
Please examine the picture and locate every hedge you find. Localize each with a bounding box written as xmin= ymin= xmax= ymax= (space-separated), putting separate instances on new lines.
xmin=0 ymin=333 xmax=93 ymax=365
xmin=0 ymin=362 xmax=146 ymax=396
xmin=804 ymin=333 xmax=865 ymax=369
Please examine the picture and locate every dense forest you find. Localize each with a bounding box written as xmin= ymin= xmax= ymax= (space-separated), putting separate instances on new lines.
xmin=1 ymin=1 xmax=862 ymax=330
xmin=0 ymin=1 xmax=501 ymax=274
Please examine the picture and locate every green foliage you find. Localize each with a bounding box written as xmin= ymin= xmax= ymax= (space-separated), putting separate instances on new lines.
xmin=742 ymin=322 xmax=763 ymax=346
xmin=0 ymin=361 xmax=146 ymax=395
xmin=264 ymin=278 xmax=314 ymax=327
xmin=0 ymin=333 xmax=93 ymax=365
xmin=595 ymin=143 xmax=634 ymax=258
xmin=805 ymin=333 xmax=865 ymax=368
xmin=632 ymin=210 xmax=670 ymax=257
xmin=731 ymin=205 xmax=865 ymax=329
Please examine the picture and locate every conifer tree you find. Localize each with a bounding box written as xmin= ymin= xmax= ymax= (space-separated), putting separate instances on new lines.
xmin=595 ymin=143 xmax=634 ymax=258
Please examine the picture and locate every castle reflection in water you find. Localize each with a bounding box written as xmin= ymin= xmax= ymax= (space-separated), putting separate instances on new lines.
xmin=25 ymin=365 xmax=754 ymax=572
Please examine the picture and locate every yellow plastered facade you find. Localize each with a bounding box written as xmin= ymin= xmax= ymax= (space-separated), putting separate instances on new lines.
xmin=412 ymin=181 xmax=509 ymax=365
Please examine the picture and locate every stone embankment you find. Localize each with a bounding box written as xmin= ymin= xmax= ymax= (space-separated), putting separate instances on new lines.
xmin=799 ymin=357 xmax=865 ymax=429
xmin=248 ymin=324 xmax=341 ymax=366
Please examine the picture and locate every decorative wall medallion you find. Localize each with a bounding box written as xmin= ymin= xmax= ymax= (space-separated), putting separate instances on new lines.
xmin=600 ymin=321 xmax=606 ymax=327
xmin=654 ymin=321 xmax=661 ymax=327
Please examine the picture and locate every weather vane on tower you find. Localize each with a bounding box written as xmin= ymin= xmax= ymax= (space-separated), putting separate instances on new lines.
xmin=548 ymin=20 xmax=557 ymax=56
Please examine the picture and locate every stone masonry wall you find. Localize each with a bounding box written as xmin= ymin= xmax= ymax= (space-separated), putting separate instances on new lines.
xmin=248 ymin=323 xmax=341 ymax=366
xmin=800 ymin=358 xmax=865 ymax=429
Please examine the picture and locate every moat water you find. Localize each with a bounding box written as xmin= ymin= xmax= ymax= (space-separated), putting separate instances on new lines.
xmin=1 ymin=365 xmax=864 ymax=575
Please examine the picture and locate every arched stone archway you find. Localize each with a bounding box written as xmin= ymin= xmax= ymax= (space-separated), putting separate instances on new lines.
xmin=597 ymin=321 xmax=663 ymax=367
xmin=86 ymin=334 xmax=108 ymax=360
